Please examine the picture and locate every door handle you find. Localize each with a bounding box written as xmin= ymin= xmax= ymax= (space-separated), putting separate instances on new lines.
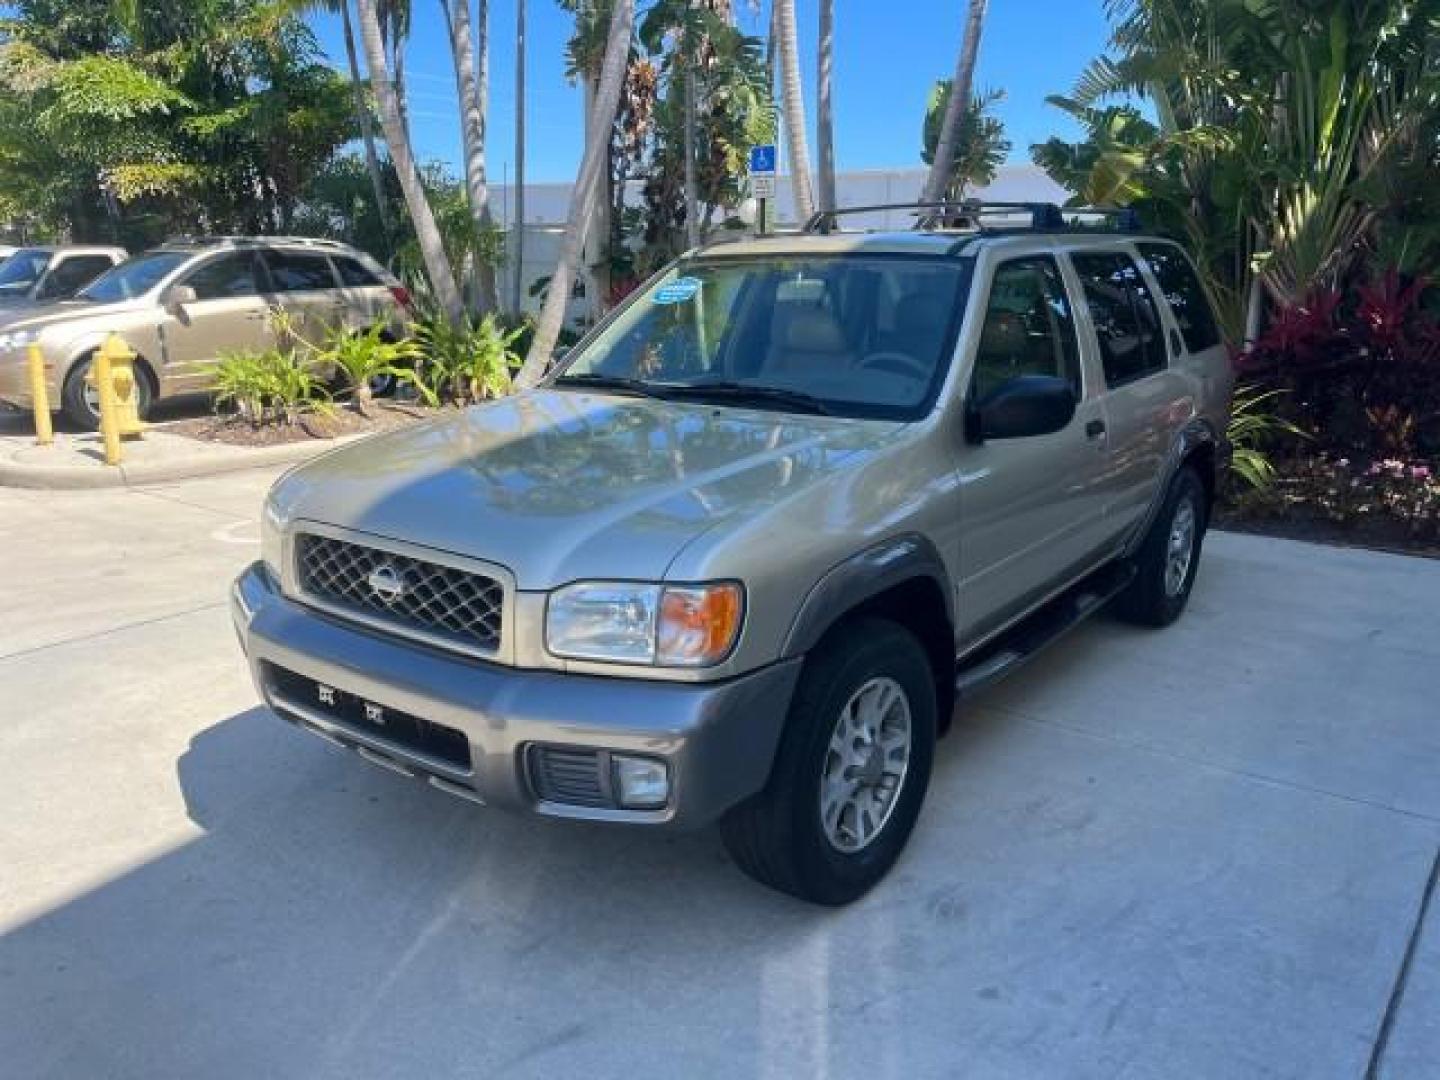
xmin=1086 ymin=419 xmax=1107 ymax=439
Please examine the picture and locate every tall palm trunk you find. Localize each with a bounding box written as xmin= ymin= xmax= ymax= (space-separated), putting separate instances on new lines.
xmin=775 ymin=0 xmax=815 ymax=223
xmin=512 ymin=0 xmax=526 ymax=315
xmin=517 ymin=0 xmax=634 ymax=386
xmin=339 ymin=0 xmax=396 ymax=248
xmin=356 ymin=0 xmax=465 ymax=322
xmin=442 ymin=0 xmax=500 ymax=314
xmin=816 ymin=0 xmax=836 ymax=212
xmin=684 ymin=59 xmax=701 ymax=247
xmin=923 ymin=0 xmax=987 ymax=204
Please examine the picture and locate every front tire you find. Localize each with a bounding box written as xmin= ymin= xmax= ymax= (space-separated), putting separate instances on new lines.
xmin=1114 ymin=466 xmax=1207 ymax=627
xmin=721 ymin=618 xmax=936 ymax=905
xmin=60 ymin=354 xmax=154 ymax=431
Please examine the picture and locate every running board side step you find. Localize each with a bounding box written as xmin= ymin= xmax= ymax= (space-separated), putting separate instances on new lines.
xmin=955 ymin=561 xmax=1136 ymax=699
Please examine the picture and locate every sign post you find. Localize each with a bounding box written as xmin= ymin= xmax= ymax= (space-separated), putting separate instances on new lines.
xmin=749 ymin=144 xmax=777 ymax=236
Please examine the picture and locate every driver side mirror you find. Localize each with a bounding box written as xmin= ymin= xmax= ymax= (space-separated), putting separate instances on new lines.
xmin=966 ymin=375 xmax=1078 ymax=443
xmin=164 ymin=284 xmax=198 ymax=311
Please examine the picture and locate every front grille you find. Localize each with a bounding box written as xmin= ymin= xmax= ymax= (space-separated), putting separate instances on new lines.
xmin=529 ymin=747 xmax=611 ymax=808
xmin=265 ymin=664 xmax=473 ymax=772
xmin=296 ymin=533 xmax=503 ymax=654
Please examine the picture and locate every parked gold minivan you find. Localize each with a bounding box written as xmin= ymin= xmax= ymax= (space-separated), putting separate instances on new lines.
xmin=0 ymin=236 xmax=411 ymax=428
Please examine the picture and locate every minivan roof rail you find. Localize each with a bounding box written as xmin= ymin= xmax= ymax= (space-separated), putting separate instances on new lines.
xmin=803 ymin=201 xmax=1141 ymax=236
xmin=164 ymin=235 xmax=349 ymax=250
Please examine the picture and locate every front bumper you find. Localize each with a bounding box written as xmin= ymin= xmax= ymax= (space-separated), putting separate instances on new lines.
xmin=0 ymin=356 xmax=35 ymax=409
xmin=231 ymin=562 xmax=801 ymax=828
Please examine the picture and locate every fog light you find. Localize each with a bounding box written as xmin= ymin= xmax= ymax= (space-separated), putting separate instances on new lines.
xmin=612 ymin=755 xmax=670 ymax=809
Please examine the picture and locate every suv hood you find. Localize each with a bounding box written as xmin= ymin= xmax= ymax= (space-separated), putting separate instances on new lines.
xmin=273 ymin=389 xmax=897 ymax=589
xmin=0 ymin=298 xmax=145 ymax=332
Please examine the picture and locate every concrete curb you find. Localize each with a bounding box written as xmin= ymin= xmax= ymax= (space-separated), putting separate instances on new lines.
xmin=0 ymin=435 xmax=358 ymax=490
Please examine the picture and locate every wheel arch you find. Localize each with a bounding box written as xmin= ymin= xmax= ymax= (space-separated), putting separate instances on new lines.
xmin=782 ymin=535 xmax=957 ymax=732
xmin=1124 ymin=418 xmax=1221 ymax=558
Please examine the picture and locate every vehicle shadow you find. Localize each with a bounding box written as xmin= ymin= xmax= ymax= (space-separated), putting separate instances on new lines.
xmin=6 ymin=698 xmax=1028 ymax=1078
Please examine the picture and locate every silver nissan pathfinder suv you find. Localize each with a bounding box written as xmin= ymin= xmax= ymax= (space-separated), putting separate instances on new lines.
xmin=232 ymin=203 xmax=1234 ymax=904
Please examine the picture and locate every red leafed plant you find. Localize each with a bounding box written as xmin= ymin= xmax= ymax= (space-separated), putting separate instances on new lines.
xmin=1354 ymin=268 xmax=1430 ymax=359
xmin=1238 ymin=288 xmax=1347 ymax=374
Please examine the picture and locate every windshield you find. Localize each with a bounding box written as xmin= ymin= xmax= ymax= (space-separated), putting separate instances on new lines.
xmin=554 ymin=255 xmax=969 ymax=420
xmin=78 ymin=251 xmax=190 ymax=302
xmin=0 ymin=250 xmax=52 ymax=295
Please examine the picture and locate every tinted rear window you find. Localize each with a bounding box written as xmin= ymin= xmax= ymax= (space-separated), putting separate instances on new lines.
xmin=265 ymin=251 xmax=336 ymax=292
xmin=333 ymin=256 xmax=381 ymax=287
xmin=1071 ymin=251 xmax=1168 ymax=387
xmin=1139 ymin=243 xmax=1220 ymax=353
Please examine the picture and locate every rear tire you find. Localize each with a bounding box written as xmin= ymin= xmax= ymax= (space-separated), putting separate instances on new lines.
xmin=1114 ymin=466 xmax=1207 ymax=627
xmin=720 ymin=618 xmax=936 ymax=905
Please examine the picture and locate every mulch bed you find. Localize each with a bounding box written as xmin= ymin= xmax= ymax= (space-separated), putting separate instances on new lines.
xmin=158 ymin=402 xmax=440 ymax=447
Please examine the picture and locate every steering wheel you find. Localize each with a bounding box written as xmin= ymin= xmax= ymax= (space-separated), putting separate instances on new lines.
xmin=858 ymin=351 xmax=931 ymax=380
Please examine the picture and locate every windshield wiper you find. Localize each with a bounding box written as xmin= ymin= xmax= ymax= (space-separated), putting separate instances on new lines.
xmin=656 ymin=382 xmax=836 ymax=416
xmin=551 ymin=373 xmax=668 ymax=400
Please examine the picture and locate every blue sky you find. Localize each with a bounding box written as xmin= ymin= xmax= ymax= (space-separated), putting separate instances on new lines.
xmin=310 ymin=1 xmax=1115 ymax=183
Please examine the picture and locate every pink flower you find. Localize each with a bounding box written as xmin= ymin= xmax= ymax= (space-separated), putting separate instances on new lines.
xmin=1412 ymin=465 xmax=1432 ymax=480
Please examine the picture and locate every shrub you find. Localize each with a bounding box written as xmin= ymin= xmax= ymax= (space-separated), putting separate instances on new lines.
xmin=318 ymin=320 xmax=422 ymax=415
xmin=1227 ymin=384 xmax=1306 ymax=492
xmin=408 ymin=314 xmax=524 ymax=408
xmin=207 ymin=347 xmax=331 ymax=426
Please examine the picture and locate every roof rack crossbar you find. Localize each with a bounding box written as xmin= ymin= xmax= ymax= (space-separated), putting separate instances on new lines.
xmin=802 ymin=200 xmax=1141 ymax=236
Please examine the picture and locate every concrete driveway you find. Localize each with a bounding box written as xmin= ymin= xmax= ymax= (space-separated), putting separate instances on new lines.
xmin=1 ymin=469 xmax=1436 ymax=1079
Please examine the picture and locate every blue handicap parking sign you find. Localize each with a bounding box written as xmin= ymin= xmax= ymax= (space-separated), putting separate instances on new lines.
xmin=749 ymin=145 xmax=777 ymax=175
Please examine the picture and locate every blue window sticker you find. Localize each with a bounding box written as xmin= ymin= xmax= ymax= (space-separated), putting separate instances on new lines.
xmin=653 ymin=276 xmax=702 ymax=305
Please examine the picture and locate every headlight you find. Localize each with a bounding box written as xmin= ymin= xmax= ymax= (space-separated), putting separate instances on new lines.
xmin=261 ymin=498 xmax=286 ymax=581
xmin=0 ymin=330 xmax=39 ymax=352
xmin=546 ymin=581 xmax=744 ymax=667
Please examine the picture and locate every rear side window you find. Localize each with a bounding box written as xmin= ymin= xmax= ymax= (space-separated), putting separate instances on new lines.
xmin=265 ymin=251 xmax=337 ymax=292
xmin=972 ymin=256 xmax=1081 ymax=401
xmin=333 ymin=255 xmax=382 ymax=287
xmin=1139 ymin=244 xmax=1220 ymax=353
xmin=1071 ymin=252 xmax=1167 ymax=387
xmin=38 ymin=256 xmax=115 ymax=299
xmin=184 ymin=253 xmax=263 ymax=300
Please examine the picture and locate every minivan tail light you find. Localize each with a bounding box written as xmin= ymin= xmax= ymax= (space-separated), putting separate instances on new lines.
xmin=389 ymin=285 xmax=415 ymax=315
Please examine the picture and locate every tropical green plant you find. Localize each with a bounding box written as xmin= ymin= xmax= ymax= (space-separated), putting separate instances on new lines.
xmin=207 ymin=347 xmax=332 ymax=427
xmin=0 ymin=0 xmax=358 ymax=245
xmin=409 ymin=314 xmax=524 ymax=407
xmin=922 ymin=86 xmax=1010 ymax=199
xmin=1227 ymin=384 xmax=1306 ymax=491
xmin=320 ymin=321 xmax=422 ymax=415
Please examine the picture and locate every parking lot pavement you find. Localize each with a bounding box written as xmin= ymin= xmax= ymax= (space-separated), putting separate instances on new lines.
xmin=1 ymin=476 xmax=1437 ymax=1079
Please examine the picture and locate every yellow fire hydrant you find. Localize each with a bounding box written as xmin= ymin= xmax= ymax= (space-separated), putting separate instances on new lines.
xmin=85 ymin=333 xmax=146 ymax=465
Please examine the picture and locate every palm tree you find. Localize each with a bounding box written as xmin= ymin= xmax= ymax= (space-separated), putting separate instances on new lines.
xmin=775 ymin=0 xmax=815 ymax=222
xmin=278 ymin=0 xmax=396 ymax=248
xmin=441 ymin=0 xmax=500 ymax=313
xmin=517 ymin=0 xmax=635 ymax=386
xmin=816 ymin=0 xmax=836 ymax=212
xmin=923 ymin=0 xmax=988 ymax=204
xmin=512 ymin=0 xmax=527 ymax=314
xmin=923 ymin=86 xmax=1010 ymax=199
xmin=355 ymin=0 xmax=466 ymax=321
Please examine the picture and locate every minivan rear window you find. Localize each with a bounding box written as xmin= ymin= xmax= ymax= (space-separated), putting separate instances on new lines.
xmin=265 ymin=251 xmax=337 ymax=292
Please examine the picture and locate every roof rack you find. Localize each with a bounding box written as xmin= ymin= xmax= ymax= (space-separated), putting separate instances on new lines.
xmin=163 ymin=235 xmax=349 ymax=250
xmin=803 ymin=201 xmax=1141 ymax=236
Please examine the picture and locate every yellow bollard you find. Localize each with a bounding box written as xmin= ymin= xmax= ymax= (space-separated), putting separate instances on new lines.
xmin=26 ymin=344 xmax=52 ymax=446
xmin=87 ymin=342 xmax=123 ymax=466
